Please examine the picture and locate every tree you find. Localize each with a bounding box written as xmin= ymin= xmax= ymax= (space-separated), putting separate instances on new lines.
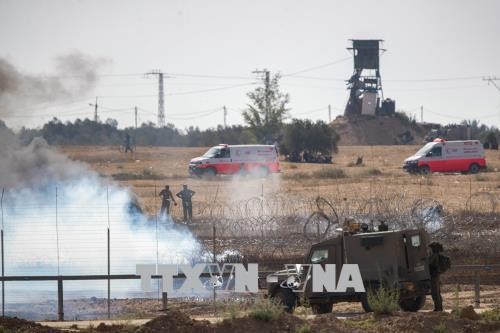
xmin=282 ymin=119 xmax=339 ymax=156
xmin=242 ymin=72 xmax=290 ymax=143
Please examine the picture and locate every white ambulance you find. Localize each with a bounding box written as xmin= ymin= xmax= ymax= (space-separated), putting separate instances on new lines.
xmin=189 ymin=144 xmax=280 ymax=177
xmin=403 ymin=139 xmax=486 ymax=174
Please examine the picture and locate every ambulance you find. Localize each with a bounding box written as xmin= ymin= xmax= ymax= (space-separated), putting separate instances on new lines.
xmin=189 ymin=144 xmax=280 ymax=177
xmin=403 ymin=139 xmax=486 ymax=174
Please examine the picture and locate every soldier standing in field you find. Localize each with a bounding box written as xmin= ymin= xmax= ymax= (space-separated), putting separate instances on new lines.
xmin=159 ymin=185 xmax=176 ymax=216
xmin=428 ymin=242 xmax=449 ymax=312
xmin=176 ymin=185 xmax=195 ymax=222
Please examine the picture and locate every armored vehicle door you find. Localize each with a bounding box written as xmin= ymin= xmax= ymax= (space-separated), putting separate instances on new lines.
xmin=402 ymin=230 xmax=430 ymax=281
xmin=305 ymin=239 xmax=342 ymax=297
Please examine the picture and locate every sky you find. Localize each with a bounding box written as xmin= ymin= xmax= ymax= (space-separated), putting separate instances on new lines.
xmin=1 ymin=0 xmax=499 ymax=130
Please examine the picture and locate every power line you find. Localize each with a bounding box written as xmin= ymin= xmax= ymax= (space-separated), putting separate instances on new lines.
xmin=283 ymin=57 xmax=351 ymax=77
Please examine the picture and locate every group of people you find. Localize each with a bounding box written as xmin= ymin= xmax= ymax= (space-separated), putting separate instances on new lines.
xmin=158 ymin=184 xmax=195 ymax=222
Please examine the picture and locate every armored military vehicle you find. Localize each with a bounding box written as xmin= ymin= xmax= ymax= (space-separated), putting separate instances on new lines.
xmin=266 ymin=226 xmax=431 ymax=314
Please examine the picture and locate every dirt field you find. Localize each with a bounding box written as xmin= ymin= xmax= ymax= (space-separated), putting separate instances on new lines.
xmin=60 ymin=145 xmax=500 ymax=216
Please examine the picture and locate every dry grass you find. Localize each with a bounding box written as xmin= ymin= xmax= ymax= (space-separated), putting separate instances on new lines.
xmin=60 ymin=145 xmax=500 ymax=218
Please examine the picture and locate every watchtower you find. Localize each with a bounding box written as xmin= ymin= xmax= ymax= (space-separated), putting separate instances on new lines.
xmin=344 ymin=40 xmax=395 ymax=117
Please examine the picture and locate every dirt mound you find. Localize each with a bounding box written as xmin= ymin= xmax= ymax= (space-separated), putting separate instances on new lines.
xmin=136 ymin=309 xmax=211 ymax=333
xmin=332 ymin=115 xmax=430 ymax=145
xmin=0 ymin=316 xmax=62 ymax=333
xmin=216 ymin=313 xmax=306 ymax=333
xmin=331 ymin=312 xmax=500 ymax=333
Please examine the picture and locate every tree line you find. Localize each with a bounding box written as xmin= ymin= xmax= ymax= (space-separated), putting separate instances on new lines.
xmin=6 ymin=72 xmax=341 ymax=159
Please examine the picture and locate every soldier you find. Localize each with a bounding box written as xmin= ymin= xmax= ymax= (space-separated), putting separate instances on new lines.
xmin=159 ymin=185 xmax=176 ymax=216
xmin=176 ymin=185 xmax=195 ymax=222
xmin=428 ymin=242 xmax=445 ymax=311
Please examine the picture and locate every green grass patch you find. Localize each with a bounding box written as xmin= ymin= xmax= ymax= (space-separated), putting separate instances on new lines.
xmin=294 ymin=323 xmax=312 ymax=333
xmin=249 ymin=298 xmax=284 ymax=322
xmin=432 ymin=321 xmax=448 ymax=333
xmin=367 ymin=287 xmax=400 ymax=316
xmin=481 ymin=308 xmax=500 ymax=322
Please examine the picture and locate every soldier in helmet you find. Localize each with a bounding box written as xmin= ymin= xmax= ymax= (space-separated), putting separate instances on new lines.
xmin=176 ymin=185 xmax=195 ymax=222
xmin=428 ymin=242 xmax=445 ymax=311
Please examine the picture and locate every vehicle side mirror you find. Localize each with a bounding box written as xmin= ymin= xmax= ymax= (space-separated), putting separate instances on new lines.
xmin=426 ymin=152 xmax=433 ymax=157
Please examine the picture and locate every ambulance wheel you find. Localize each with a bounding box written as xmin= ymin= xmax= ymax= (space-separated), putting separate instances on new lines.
xmin=259 ymin=166 xmax=269 ymax=177
xmin=203 ymin=168 xmax=217 ymax=179
xmin=469 ymin=163 xmax=480 ymax=174
xmin=419 ymin=165 xmax=430 ymax=175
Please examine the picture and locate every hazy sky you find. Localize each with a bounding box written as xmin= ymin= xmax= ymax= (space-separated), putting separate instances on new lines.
xmin=1 ymin=0 xmax=499 ymax=130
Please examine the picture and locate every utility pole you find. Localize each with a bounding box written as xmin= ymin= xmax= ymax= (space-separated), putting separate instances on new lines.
xmin=223 ymin=105 xmax=227 ymax=127
xmin=134 ymin=106 xmax=138 ymax=129
xmin=146 ymin=70 xmax=168 ymax=127
xmin=252 ymin=69 xmax=271 ymax=122
xmin=89 ymin=97 xmax=98 ymax=122
xmin=484 ymin=76 xmax=500 ymax=92
xmin=328 ymin=104 xmax=332 ymax=123
xmin=420 ymin=105 xmax=424 ymax=123
xmin=484 ymin=77 xmax=500 ymax=124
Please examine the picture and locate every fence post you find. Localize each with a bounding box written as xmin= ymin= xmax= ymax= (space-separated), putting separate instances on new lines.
xmin=1 ymin=188 xmax=4 ymax=317
xmin=57 ymin=277 xmax=64 ymax=321
xmin=162 ymin=292 xmax=168 ymax=311
xmin=474 ymin=270 xmax=480 ymax=308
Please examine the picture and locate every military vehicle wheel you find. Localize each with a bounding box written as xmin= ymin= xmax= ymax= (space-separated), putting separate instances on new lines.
xmin=311 ymin=303 xmax=333 ymax=314
xmin=361 ymin=293 xmax=373 ymax=313
xmin=399 ymin=295 xmax=426 ymax=312
xmin=469 ymin=163 xmax=480 ymax=174
xmin=419 ymin=165 xmax=430 ymax=175
xmin=273 ymin=288 xmax=296 ymax=313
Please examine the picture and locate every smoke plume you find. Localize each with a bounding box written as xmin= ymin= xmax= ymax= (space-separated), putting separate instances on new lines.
xmin=0 ymin=52 xmax=107 ymax=116
xmin=0 ymin=124 xmax=200 ymax=277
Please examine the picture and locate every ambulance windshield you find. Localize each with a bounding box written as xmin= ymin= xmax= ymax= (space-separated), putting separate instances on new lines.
xmin=203 ymin=147 xmax=220 ymax=158
xmin=415 ymin=142 xmax=435 ymax=156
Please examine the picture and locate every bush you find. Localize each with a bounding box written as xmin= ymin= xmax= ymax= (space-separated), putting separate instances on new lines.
xmin=250 ymin=298 xmax=284 ymax=322
xmin=367 ymin=287 xmax=399 ymax=316
xmin=282 ymin=172 xmax=311 ymax=181
xmin=112 ymin=169 xmax=165 ymax=180
xmin=432 ymin=322 xmax=448 ymax=333
xmin=359 ymin=168 xmax=383 ymax=177
xmin=295 ymin=323 xmax=311 ymax=333
xmin=312 ymin=168 xmax=346 ymax=179
xmin=481 ymin=308 xmax=500 ymax=322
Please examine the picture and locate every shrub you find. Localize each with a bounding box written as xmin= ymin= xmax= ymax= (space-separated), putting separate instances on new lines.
xmin=112 ymin=168 xmax=165 ymax=180
xmin=359 ymin=168 xmax=383 ymax=177
xmin=282 ymin=172 xmax=311 ymax=181
xmin=481 ymin=308 xmax=500 ymax=322
xmin=312 ymin=168 xmax=346 ymax=179
xmin=250 ymin=298 xmax=284 ymax=322
xmin=367 ymin=287 xmax=399 ymax=316
xmin=432 ymin=322 xmax=448 ymax=333
xmin=295 ymin=323 xmax=311 ymax=333
xmin=225 ymin=302 xmax=242 ymax=320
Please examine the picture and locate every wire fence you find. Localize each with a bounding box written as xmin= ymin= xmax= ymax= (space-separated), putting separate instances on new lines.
xmin=0 ymin=182 xmax=498 ymax=320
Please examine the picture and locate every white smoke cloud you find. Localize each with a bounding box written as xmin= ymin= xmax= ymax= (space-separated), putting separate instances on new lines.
xmin=0 ymin=124 xmax=200 ymax=276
